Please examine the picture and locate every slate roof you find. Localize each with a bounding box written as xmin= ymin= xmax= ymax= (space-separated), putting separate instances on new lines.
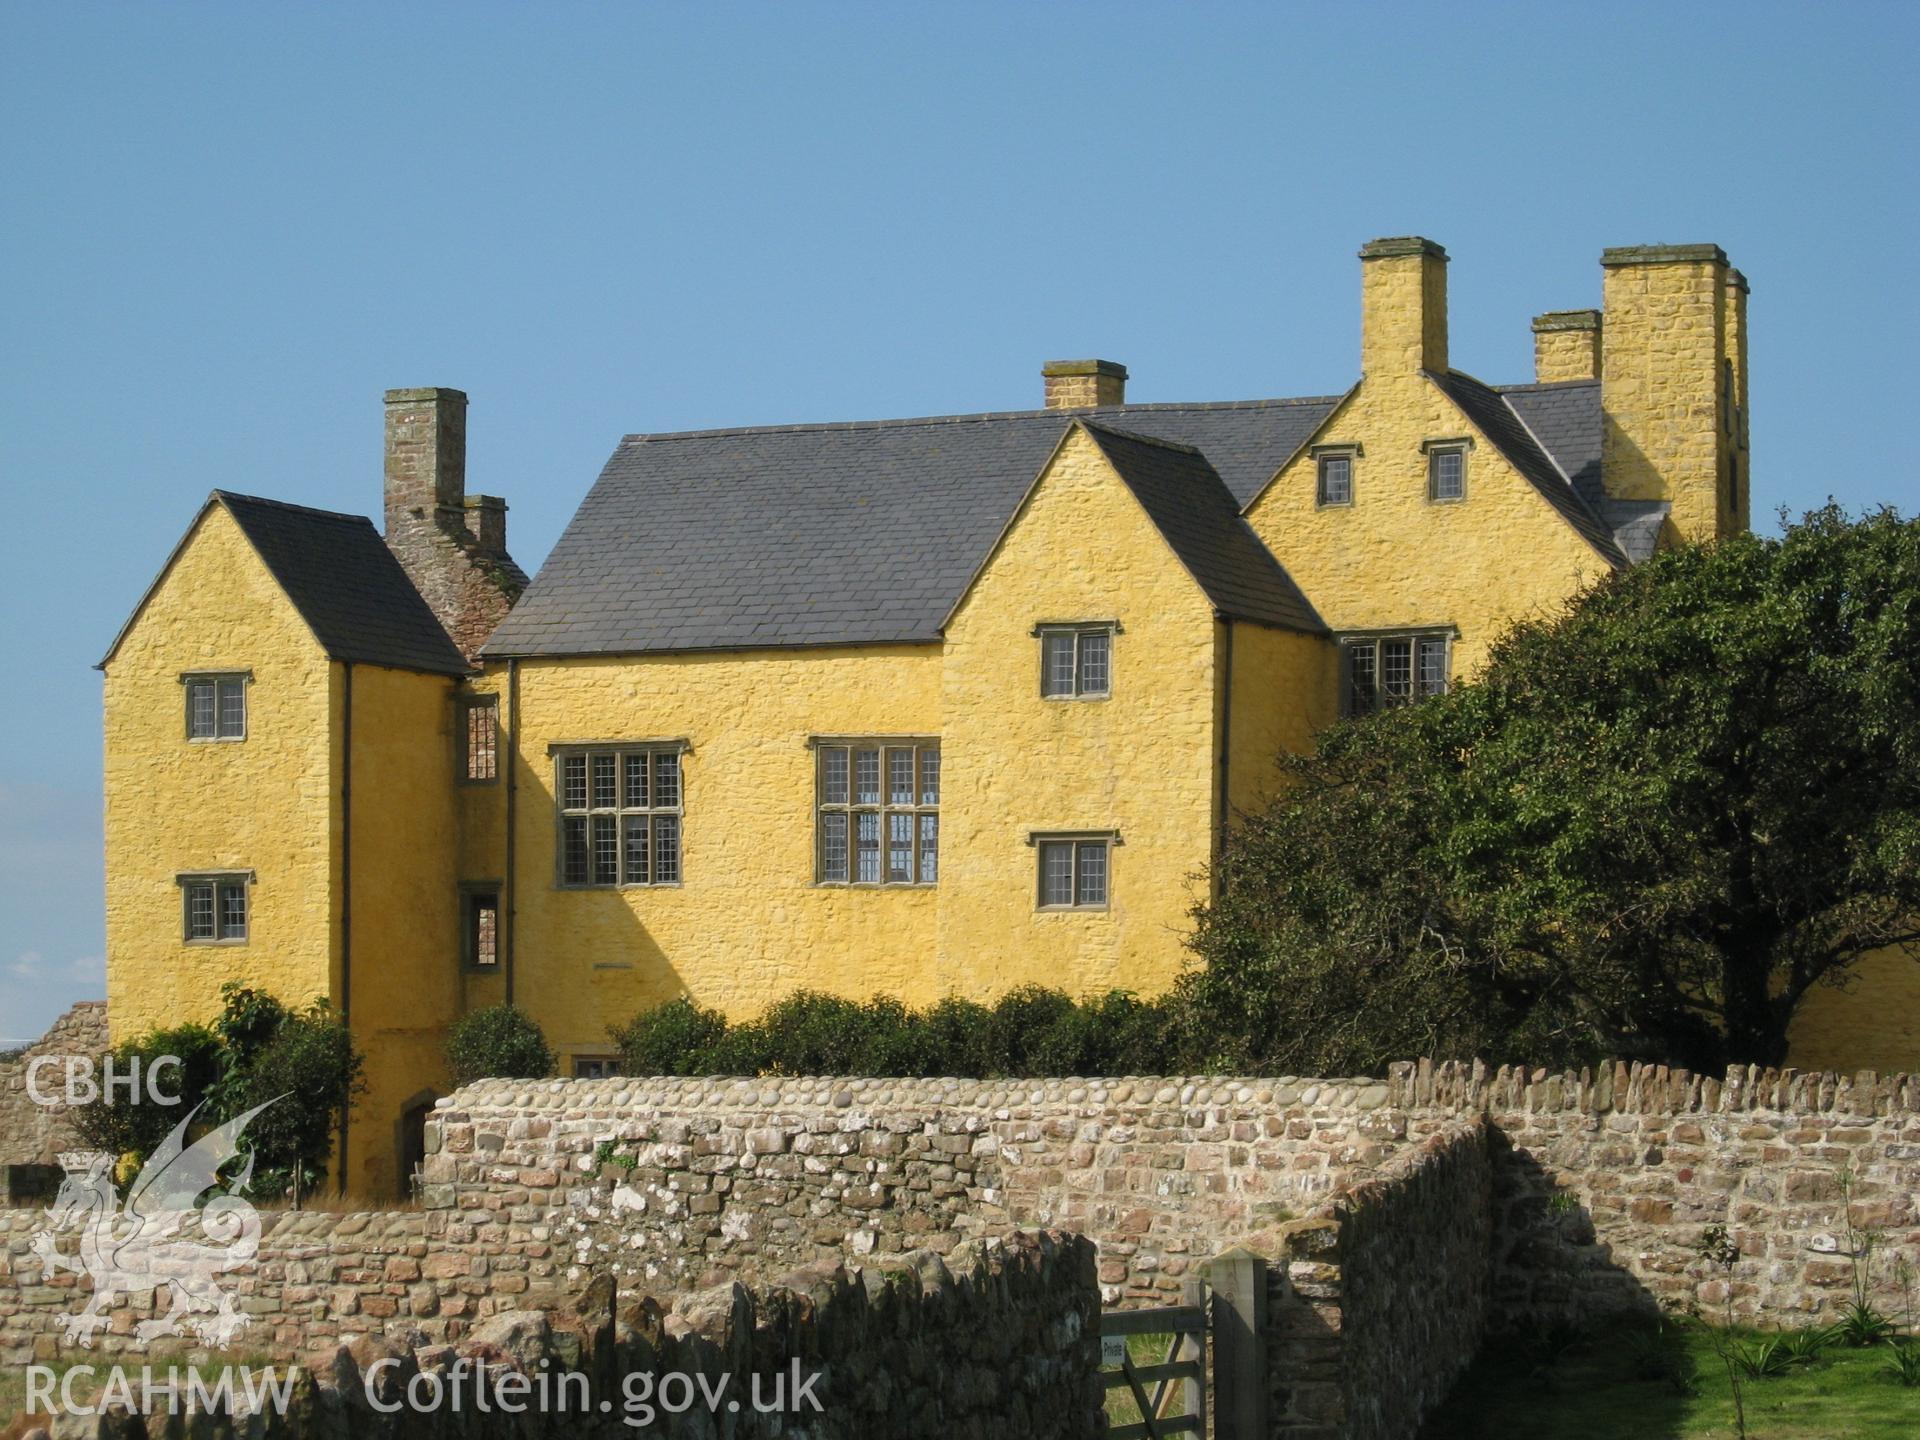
xmin=1501 ymin=379 xmax=1669 ymax=562
xmin=481 ymin=397 xmax=1340 ymax=659
xmin=1076 ymin=423 xmax=1325 ymax=631
xmin=1426 ymin=371 xmax=1628 ymax=568
xmin=100 ymin=492 xmax=471 ymax=676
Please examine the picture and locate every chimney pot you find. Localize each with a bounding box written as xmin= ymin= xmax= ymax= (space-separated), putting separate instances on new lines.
xmin=1042 ymin=359 xmax=1127 ymax=409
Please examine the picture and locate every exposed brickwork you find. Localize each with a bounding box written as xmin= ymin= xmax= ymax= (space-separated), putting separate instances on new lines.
xmin=382 ymin=387 xmax=522 ymax=660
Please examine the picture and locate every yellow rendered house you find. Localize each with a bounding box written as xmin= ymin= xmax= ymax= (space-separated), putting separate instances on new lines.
xmin=98 ymin=237 xmax=1908 ymax=1195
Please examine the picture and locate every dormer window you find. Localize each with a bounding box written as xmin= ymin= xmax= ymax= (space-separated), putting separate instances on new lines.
xmin=1422 ymin=438 xmax=1472 ymax=503
xmin=184 ymin=673 xmax=248 ymax=741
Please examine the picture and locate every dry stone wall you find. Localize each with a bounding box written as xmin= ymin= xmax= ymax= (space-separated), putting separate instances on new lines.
xmin=0 ymin=1003 xmax=107 ymax=1199
xmin=1262 ymin=1120 xmax=1494 ymax=1440
xmin=7 ymin=1230 xmax=1103 ymax=1440
xmin=1386 ymin=1058 xmax=1920 ymax=1328
xmin=419 ymin=1073 xmax=1409 ymax=1305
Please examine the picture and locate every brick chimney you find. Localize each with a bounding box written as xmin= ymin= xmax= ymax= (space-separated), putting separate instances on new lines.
xmin=1043 ymin=359 xmax=1127 ymax=409
xmin=382 ymin=387 xmax=522 ymax=658
xmin=1359 ymin=236 xmax=1448 ymax=378
xmin=1598 ymin=244 xmax=1741 ymax=545
xmin=1531 ymin=310 xmax=1602 ymax=383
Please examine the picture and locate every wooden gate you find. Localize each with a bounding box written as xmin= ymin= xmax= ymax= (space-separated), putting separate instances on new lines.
xmin=1100 ymin=1281 xmax=1208 ymax=1440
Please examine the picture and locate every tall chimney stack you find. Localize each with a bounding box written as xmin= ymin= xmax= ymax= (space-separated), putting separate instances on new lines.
xmin=381 ymin=386 xmax=522 ymax=658
xmin=1599 ymin=244 xmax=1738 ymax=545
xmin=1359 ymin=237 xmax=1448 ymax=378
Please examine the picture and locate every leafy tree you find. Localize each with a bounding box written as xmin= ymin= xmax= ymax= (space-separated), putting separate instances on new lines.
xmin=72 ymin=983 xmax=362 ymax=1199
xmin=445 ymin=1004 xmax=556 ymax=1084
xmin=1183 ymin=505 xmax=1920 ymax=1071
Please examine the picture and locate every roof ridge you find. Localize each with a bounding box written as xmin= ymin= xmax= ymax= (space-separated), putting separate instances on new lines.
xmin=214 ymin=490 xmax=376 ymax=526
xmin=1493 ymin=378 xmax=1600 ymax=395
xmin=622 ymin=393 xmax=1350 ymax=445
xmin=1076 ymin=419 xmax=1205 ymax=457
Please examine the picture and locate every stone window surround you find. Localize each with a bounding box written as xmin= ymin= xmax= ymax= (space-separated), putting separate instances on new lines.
xmin=1028 ymin=829 xmax=1121 ymax=912
xmin=1311 ymin=443 xmax=1361 ymax=508
xmin=1421 ymin=435 xmax=1475 ymax=503
xmin=458 ymin=694 xmax=499 ymax=785
xmin=810 ymin=735 xmax=940 ymax=889
xmin=460 ymin=880 xmax=501 ymax=971
xmin=1338 ymin=626 xmax=1456 ymax=717
xmin=550 ymin=740 xmax=688 ymax=890
xmin=178 ymin=869 xmax=254 ymax=946
xmin=181 ymin=669 xmax=251 ymax=742
xmin=1034 ymin=619 xmax=1119 ymax=701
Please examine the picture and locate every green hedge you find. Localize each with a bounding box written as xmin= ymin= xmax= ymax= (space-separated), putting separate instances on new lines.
xmin=610 ymin=985 xmax=1188 ymax=1078
xmin=446 ymin=1005 xmax=556 ymax=1084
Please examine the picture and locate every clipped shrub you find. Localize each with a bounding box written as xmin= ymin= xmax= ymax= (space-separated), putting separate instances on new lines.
xmin=609 ymin=984 xmax=1192 ymax=1080
xmin=235 ymin=1004 xmax=365 ymax=1197
xmin=610 ymin=996 xmax=731 ymax=1076
xmin=446 ymin=1004 xmax=556 ymax=1085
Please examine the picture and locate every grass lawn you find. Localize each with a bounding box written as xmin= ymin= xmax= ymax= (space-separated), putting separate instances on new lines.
xmin=1421 ymin=1324 xmax=1920 ymax=1440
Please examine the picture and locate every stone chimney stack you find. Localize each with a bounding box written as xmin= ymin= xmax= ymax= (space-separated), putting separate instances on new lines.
xmin=1359 ymin=236 xmax=1448 ymax=377
xmin=1531 ymin=310 xmax=1603 ymax=383
xmin=1042 ymin=359 xmax=1127 ymax=409
xmin=464 ymin=495 xmax=509 ymax=556
xmin=382 ymin=387 xmax=523 ymax=658
xmin=384 ymin=387 xmax=468 ymax=536
xmin=1599 ymin=244 xmax=1739 ymax=545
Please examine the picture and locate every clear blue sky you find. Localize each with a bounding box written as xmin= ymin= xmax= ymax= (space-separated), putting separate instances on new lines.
xmin=3 ymin=2 xmax=1915 ymax=1037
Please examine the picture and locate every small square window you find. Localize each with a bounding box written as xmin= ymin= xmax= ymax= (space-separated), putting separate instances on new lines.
xmin=573 ymin=1055 xmax=624 ymax=1079
xmin=185 ymin=674 xmax=247 ymax=741
xmin=1316 ymin=453 xmax=1353 ymax=507
xmin=1039 ymin=625 xmax=1114 ymax=699
xmin=1428 ymin=447 xmax=1466 ymax=502
xmin=181 ymin=874 xmax=249 ymax=943
xmin=1034 ymin=835 xmax=1114 ymax=911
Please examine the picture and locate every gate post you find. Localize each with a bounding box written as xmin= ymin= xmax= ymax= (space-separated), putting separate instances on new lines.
xmin=1205 ymin=1247 xmax=1268 ymax=1440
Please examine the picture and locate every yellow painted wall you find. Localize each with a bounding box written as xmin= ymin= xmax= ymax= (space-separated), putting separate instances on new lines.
xmin=341 ymin=662 xmax=462 ymax=1197
xmin=1245 ymin=374 xmax=1614 ymax=679
xmin=102 ymin=503 xmax=337 ymax=1041
xmin=935 ymin=428 xmax=1224 ymax=1000
xmin=1225 ymin=621 xmax=1335 ymax=820
xmin=503 ymin=645 xmax=943 ymax=1062
xmin=1786 ymin=946 xmax=1920 ymax=1074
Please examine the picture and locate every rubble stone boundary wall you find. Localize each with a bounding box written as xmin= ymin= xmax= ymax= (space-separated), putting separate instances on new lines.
xmin=6 ymin=1230 xmax=1105 ymax=1439
xmin=0 ymin=1001 xmax=107 ymax=1191
xmin=1391 ymin=1059 xmax=1920 ymax=1326
xmin=1262 ymin=1120 xmax=1494 ymax=1440
xmin=427 ymin=1059 xmax=1920 ymax=1329
xmin=422 ymin=1072 xmax=1409 ymax=1306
